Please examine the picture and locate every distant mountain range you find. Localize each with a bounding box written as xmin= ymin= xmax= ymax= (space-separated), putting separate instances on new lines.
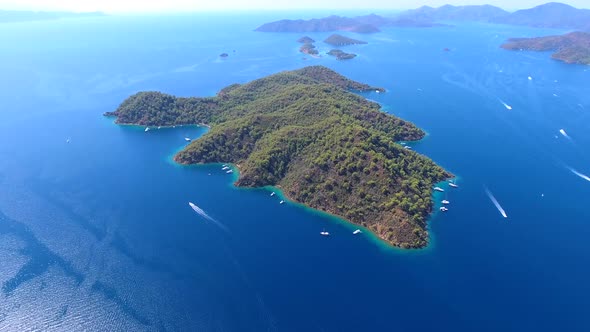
xmin=491 ymin=2 xmax=590 ymax=31
xmin=255 ymin=2 xmax=590 ymax=33
xmin=0 ymin=10 xmax=105 ymax=23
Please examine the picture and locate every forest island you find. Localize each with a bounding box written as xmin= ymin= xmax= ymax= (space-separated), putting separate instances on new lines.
xmin=105 ymin=66 xmax=450 ymax=248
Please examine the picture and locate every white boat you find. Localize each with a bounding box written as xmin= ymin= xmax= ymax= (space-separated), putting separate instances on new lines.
xmin=222 ymin=164 xmax=227 ymax=167
xmin=528 ymin=76 xmax=533 ymax=81
xmin=222 ymin=166 xmax=229 ymax=170
xmin=449 ymin=182 xmax=459 ymax=188
xmin=226 ymin=170 xmax=233 ymax=174
xmin=185 ymin=137 xmax=191 ymax=142
xmin=66 ymin=138 xmax=70 ymax=143
xmin=320 ymin=230 xmax=330 ymax=236
xmin=145 ymin=127 xmax=150 ymax=132
xmin=270 ymin=192 xmax=276 ymax=196
xmin=375 ymin=90 xmax=380 ymax=93
xmin=404 ymin=146 xmax=412 ymax=150
xmin=434 ymin=187 xmax=444 ymax=192
xmin=442 ymin=200 xmax=450 ymax=205
xmin=353 ymin=229 xmax=362 ymax=235
xmin=158 ymin=126 xmax=161 ymax=129
xmin=440 ymin=207 xmax=448 ymax=212
xmin=279 ymin=200 xmax=284 ymax=204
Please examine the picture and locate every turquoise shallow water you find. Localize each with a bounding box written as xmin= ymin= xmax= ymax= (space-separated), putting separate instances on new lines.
xmin=0 ymin=13 xmax=589 ymax=331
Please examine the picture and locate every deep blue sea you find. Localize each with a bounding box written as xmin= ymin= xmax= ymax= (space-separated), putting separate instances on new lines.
xmin=0 ymin=12 xmax=589 ymax=331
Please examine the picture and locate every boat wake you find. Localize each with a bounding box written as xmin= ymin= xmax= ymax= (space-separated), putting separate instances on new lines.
xmin=567 ymin=167 xmax=590 ymax=182
xmin=499 ymin=100 xmax=512 ymax=110
xmin=188 ymin=202 xmax=229 ymax=232
xmin=559 ymin=129 xmax=571 ymax=140
xmin=484 ymin=187 xmax=508 ymax=218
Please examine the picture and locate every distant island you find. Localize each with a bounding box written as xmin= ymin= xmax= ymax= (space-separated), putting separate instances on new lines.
xmin=297 ymin=36 xmax=315 ymax=44
xmin=106 ymin=66 xmax=450 ymax=249
xmin=255 ymin=3 xmax=590 ymax=33
xmin=0 ymin=10 xmax=105 ymax=23
xmin=299 ymin=43 xmax=319 ymax=55
xmin=324 ymin=34 xmax=367 ymax=46
xmin=501 ymin=31 xmax=590 ymax=65
xmin=327 ymin=49 xmax=357 ymax=60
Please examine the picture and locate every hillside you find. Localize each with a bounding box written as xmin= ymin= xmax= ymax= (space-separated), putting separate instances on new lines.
xmin=397 ymin=4 xmax=508 ymax=22
xmin=491 ymin=2 xmax=590 ymax=30
xmin=501 ymin=31 xmax=590 ymax=65
xmin=106 ymin=66 xmax=450 ymax=248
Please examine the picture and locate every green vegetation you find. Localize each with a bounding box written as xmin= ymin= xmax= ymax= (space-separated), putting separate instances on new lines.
xmin=501 ymin=32 xmax=590 ymax=65
xmin=324 ymin=34 xmax=367 ymax=46
xmin=107 ymin=66 xmax=450 ymax=248
xmin=327 ymin=49 xmax=357 ymax=60
xmin=300 ymin=43 xmax=319 ymax=55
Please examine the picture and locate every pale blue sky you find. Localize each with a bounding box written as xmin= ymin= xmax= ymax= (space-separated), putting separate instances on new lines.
xmin=0 ymin=0 xmax=587 ymax=13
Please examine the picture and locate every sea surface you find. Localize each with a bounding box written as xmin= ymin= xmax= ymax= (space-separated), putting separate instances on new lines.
xmin=0 ymin=12 xmax=589 ymax=332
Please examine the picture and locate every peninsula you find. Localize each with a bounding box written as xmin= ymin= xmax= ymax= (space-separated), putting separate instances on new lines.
xmin=324 ymin=34 xmax=367 ymax=46
xmin=106 ymin=66 xmax=450 ymax=248
xmin=501 ymin=31 xmax=590 ymax=65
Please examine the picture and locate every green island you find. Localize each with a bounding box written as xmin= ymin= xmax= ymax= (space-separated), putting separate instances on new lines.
xmin=105 ymin=66 xmax=450 ymax=248
xmin=501 ymin=31 xmax=590 ymax=65
xmin=324 ymin=34 xmax=367 ymax=46
xmin=299 ymin=42 xmax=319 ymax=56
xmin=327 ymin=49 xmax=357 ymax=60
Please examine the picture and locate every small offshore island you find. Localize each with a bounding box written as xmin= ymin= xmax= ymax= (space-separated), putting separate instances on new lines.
xmin=501 ymin=31 xmax=590 ymax=65
xmin=106 ymin=66 xmax=450 ymax=248
xmin=324 ymin=34 xmax=367 ymax=46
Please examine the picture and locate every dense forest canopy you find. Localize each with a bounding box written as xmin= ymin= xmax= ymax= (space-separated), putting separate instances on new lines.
xmin=107 ymin=66 xmax=450 ymax=248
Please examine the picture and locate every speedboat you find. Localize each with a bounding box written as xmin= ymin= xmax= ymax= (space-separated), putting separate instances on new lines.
xmin=320 ymin=230 xmax=330 ymax=236
xmin=226 ymin=170 xmax=233 ymax=174
xmin=145 ymin=127 xmax=150 ymax=132
xmin=279 ymin=200 xmax=284 ymax=204
xmin=270 ymin=192 xmax=276 ymax=196
xmin=449 ymin=182 xmax=459 ymax=188
xmin=442 ymin=200 xmax=450 ymax=205
xmin=222 ymin=166 xmax=229 ymax=170
xmin=440 ymin=207 xmax=448 ymax=212
xmin=185 ymin=137 xmax=191 ymax=142
xmin=353 ymin=229 xmax=362 ymax=235
xmin=434 ymin=187 xmax=444 ymax=192
xmin=404 ymin=146 xmax=412 ymax=150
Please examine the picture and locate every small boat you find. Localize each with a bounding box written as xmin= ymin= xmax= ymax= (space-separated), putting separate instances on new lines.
xmin=66 ymin=138 xmax=70 ymax=143
xmin=158 ymin=126 xmax=161 ymax=129
xmin=185 ymin=137 xmax=191 ymax=142
xmin=222 ymin=166 xmax=229 ymax=170
xmin=375 ymin=90 xmax=380 ymax=93
xmin=528 ymin=76 xmax=533 ymax=81
xmin=222 ymin=164 xmax=227 ymax=167
xmin=434 ymin=187 xmax=444 ymax=192
xmin=320 ymin=230 xmax=330 ymax=236
xmin=404 ymin=146 xmax=412 ymax=150
xmin=279 ymin=200 xmax=284 ymax=204
xmin=440 ymin=207 xmax=448 ymax=212
xmin=449 ymin=182 xmax=459 ymax=188
xmin=270 ymin=192 xmax=276 ymax=197
xmin=353 ymin=229 xmax=362 ymax=235
xmin=226 ymin=170 xmax=233 ymax=174
xmin=145 ymin=127 xmax=150 ymax=132
xmin=442 ymin=200 xmax=450 ymax=205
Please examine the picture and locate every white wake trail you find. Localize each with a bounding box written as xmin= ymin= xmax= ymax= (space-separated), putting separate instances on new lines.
xmin=188 ymin=202 xmax=229 ymax=232
xmin=484 ymin=187 xmax=508 ymax=218
xmin=567 ymin=167 xmax=590 ymax=182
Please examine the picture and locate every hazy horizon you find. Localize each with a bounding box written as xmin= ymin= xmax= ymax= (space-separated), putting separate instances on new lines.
xmin=0 ymin=0 xmax=588 ymax=14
